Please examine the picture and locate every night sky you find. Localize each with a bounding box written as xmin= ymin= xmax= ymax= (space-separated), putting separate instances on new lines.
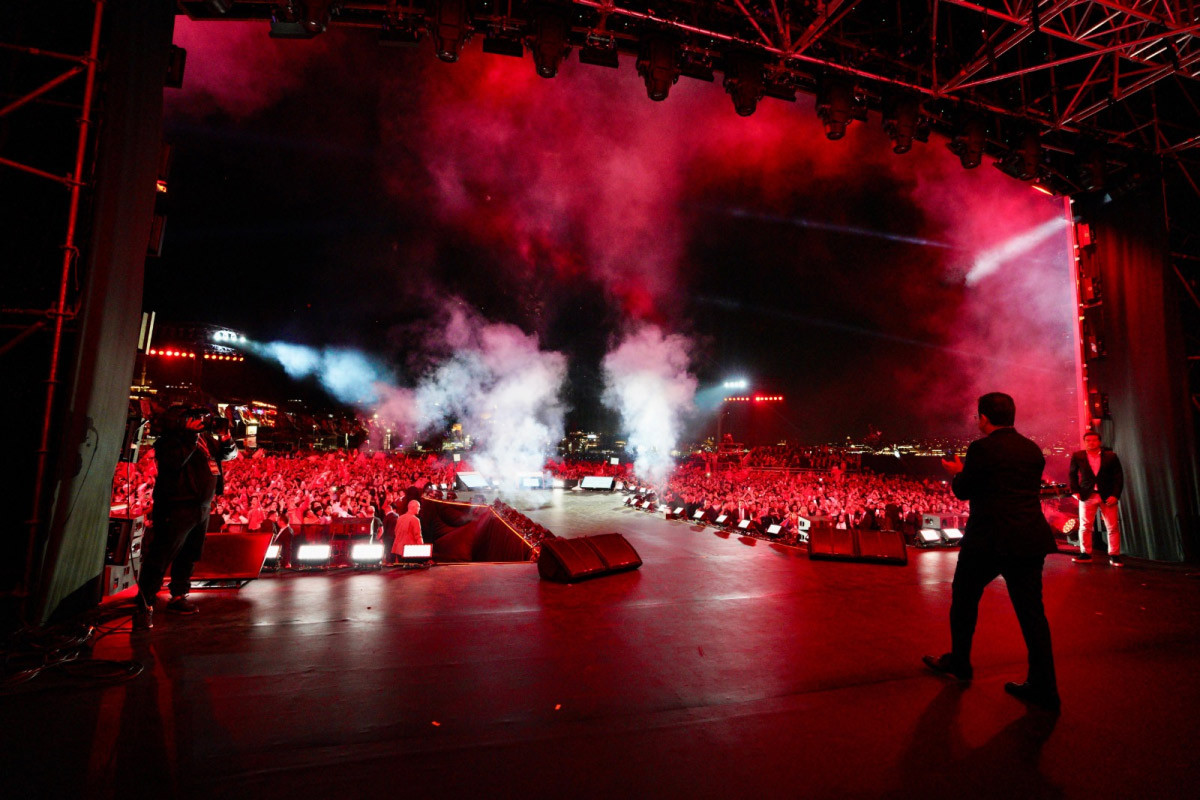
xmin=148 ymin=19 xmax=1078 ymax=446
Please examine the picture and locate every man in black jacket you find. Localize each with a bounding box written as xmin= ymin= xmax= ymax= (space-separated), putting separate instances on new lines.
xmin=923 ymin=392 xmax=1060 ymax=712
xmin=1068 ymin=430 xmax=1124 ymax=566
xmin=133 ymin=405 xmax=237 ymax=631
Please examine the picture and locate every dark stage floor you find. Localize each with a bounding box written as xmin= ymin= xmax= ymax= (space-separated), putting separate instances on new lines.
xmin=5 ymin=492 xmax=1200 ymax=799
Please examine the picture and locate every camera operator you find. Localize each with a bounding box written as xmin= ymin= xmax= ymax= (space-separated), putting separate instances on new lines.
xmin=133 ymin=404 xmax=237 ymax=631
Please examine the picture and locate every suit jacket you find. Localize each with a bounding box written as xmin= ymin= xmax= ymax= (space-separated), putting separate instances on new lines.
xmin=951 ymin=427 xmax=1057 ymax=557
xmin=1069 ymin=449 xmax=1124 ymax=501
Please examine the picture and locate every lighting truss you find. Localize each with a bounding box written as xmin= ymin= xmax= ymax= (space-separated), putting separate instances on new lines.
xmin=173 ymin=1 xmax=1200 ymax=194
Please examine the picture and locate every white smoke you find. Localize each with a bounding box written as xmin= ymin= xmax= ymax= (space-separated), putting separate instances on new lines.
xmin=259 ymin=303 xmax=568 ymax=480
xmin=259 ymin=341 xmax=388 ymax=405
xmin=403 ymin=305 xmax=568 ymax=477
xmin=602 ymin=324 xmax=698 ymax=487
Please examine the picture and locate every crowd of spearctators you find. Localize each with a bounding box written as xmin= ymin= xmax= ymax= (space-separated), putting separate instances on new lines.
xmin=112 ymin=445 xmax=969 ymax=542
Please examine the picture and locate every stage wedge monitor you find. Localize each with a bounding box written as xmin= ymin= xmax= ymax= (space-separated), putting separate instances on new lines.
xmin=580 ymin=476 xmax=615 ymax=490
xmin=538 ymin=533 xmax=642 ymax=583
xmin=456 ymin=472 xmax=489 ymax=491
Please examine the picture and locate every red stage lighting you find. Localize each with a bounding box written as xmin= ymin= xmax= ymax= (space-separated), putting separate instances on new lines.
xmin=816 ymin=77 xmax=865 ymax=140
xmin=881 ymin=94 xmax=929 ymax=154
xmin=722 ymin=52 xmax=764 ymax=117
xmin=637 ymin=36 xmax=680 ymax=101
xmin=432 ymin=0 xmax=468 ymax=63
xmin=948 ymin=115 xmax=989 ymax=169
xmin=530 ymin=8 xmax=569 ymax=78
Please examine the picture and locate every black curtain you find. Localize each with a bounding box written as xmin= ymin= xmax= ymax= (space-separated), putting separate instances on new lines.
xmin=34 ymin=2 xmax=175 ymax=622
xmin=1081 ymin=186 xmax=1200 ymax=562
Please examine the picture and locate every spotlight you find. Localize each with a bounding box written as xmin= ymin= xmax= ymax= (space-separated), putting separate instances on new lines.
xmin=917 ymin=528 xmax=943 ymax=546
xmin=636 ymin=36 xmax=680 ymax=101
xmin=262 ymin=544 xmax=281 ymax=571
xmin=530 ymin=8 xmax=570 ymax=78
xmin=881 ymin=94 xmax=929 ymax=154
xmin=302 ymin=0 xmax=332 ymax=34
xmin=269 ymin=2 xmax=329 ymax=39
xmin=578 ymin=35 xmax=620 ymax=69
xmin=816 ymin=77 xmax=866 ymax=140
xmin=941 ymin=528 xmax=964 ymax=544
xmin=350 ymin=542 xmax=385 ymax=566
xmin=722 ymin=52 xmax=764 ymax=117
xmin=995 ymin=129 xmax=1042 ymax=181
xmin=431 ymin=0 xmax=468 ymax=63
xmin=401 ymin=544 xmax=433 ymax=562
xmin=1076 ymin=139 xmax=1107 ymax=192
xmin=947 ymin=114 xmax=989 ymax=169
xmin=295 ymin=543 xmax=331 ymax=566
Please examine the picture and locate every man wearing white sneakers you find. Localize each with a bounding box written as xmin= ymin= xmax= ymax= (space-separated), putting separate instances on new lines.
xmin=1070 ymin=430 xmax=1125 ymax=566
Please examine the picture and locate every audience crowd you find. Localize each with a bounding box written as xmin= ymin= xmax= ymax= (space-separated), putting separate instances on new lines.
xmin=649 ymin=461 xmax=968 ymax=538
xmin=112 ymin=442 xmax=969 ymax=556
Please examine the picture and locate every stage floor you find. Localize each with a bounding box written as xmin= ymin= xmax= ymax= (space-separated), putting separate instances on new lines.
xmin=5 ymin=491 xmax=1200 ymax=799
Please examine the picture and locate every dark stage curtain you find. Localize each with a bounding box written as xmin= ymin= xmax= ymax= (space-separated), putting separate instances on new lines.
xmin=1082 ymin=188 xmax=1200 ymax=561
xmin=33 ymin=3 xmax=175 ymax=622
xmin=420 ymin=500 xmax=534 ymax=562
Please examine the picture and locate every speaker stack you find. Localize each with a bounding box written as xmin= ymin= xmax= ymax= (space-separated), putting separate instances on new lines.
xmin=807 ymin=522 xmax=908 ymax=566
xmin=537 ymin=533 xmax=642 ymax=583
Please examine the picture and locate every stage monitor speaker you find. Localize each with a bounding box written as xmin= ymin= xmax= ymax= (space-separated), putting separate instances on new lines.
xmin=809 ymin=528 xmax=907 ymax=566
xmin=538 ymin=533 xmax=642 ymax=583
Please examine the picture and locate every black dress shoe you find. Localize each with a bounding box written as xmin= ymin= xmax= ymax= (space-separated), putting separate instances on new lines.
xmin=1072 ymin=552 xmax=1092 ymax=563
xmin=923 ymin=653 xmax=973 ymax=681
xmin=1109 ymin=555 xmax=1125 ymax=567
xmin=1004 ymin=681 xmax=1061 ymax=712
xmin=132 ymin=604 xmax=154 ymax=632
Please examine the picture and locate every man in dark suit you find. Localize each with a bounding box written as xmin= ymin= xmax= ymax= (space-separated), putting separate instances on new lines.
xmin=923 ymin=393 xmax=1060 ymax=712
xmin=1069 ymin=430 xmax=1124 ymax=566
xmin=380 ymin=499 xmax=401 ymax=564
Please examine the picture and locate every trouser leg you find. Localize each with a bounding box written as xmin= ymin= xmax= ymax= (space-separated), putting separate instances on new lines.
xmin=1001 ymin=556 xmax=1057 ymax=692
xmin=1078 ymin=495 xmax=1101 ymax=554
xmin=1098 ymin=501 xmax=1121 ymax=556
xmin=168 ymin=509 xmax=210 ymax=598
xmin=949 ymin=548 xmax=1000 ymax=667
xmin=138 ymin=505 xmax=203 ymax=606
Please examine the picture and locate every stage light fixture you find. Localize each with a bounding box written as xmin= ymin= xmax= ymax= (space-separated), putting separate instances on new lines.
xmin=881 ymin=94 xmax=929 ymax=154
xmin=636 ymin=36 xmax=680 ymax=101
xmin=295 ymin=544 xmax=331 ymax=565
xmin=379 ymin=22 xmax=423 ymax=47
xmin=401 ymin=544 xmax=433 ymax=561
xmin=269 ymin=2 xmax=329 ymax=39
xmin=947 ymin=115 xmax=988 ymax=169
xmin=578 ymin=38 xmax=620 ymax=69
xmin=995 ymin=129 xmax=1042 ymax=181
xmin=482 ymin=35 xmax=524 ymax=59
xmin=1076 ymin=139 xmax=1107 ymax=192
xmin=722 ymin=52 xmax=764 ymax=117
xmin=816 ymin=77 xmax=866 ymax=140
xmin=431 ymin=0 xmax=468 ymax=63
xmin=941 ymin=528 xmax=964 ymax=544
xmin=350 ymin=542 xmax=385 ymax=565
xmin=918 ymin=528 xmax=943 ymax=545
xmin=530 ymin=8 xmax=570 ymax=78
